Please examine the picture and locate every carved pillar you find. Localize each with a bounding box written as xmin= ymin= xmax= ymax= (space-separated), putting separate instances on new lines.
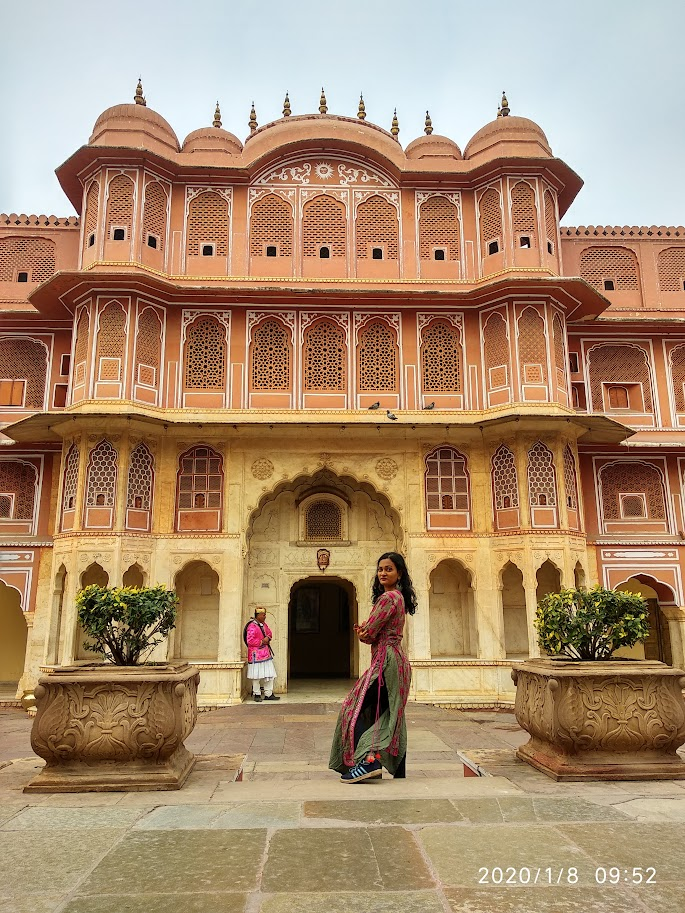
xmin=522 ymin=567 xmax=541 ymax=658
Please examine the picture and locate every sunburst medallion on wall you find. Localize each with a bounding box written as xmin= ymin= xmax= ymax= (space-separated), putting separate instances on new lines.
xmin=251 ymin=458 xmax=274 ymax=480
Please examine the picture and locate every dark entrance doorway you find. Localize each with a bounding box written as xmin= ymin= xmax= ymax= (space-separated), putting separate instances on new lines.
xmin=288 ymin=578 xmax=353 ymax=678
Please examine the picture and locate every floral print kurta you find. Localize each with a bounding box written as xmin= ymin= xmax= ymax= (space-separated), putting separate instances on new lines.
xmin=329 ymin=588 xmax=411 ymax=775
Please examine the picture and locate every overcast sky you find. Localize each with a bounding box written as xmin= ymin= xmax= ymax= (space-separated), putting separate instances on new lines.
xmin=2 ymin=1 xmax=683 ymax=227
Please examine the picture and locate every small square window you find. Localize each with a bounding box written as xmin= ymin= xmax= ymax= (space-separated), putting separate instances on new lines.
xmin=682 ymin=279 xmax=685 ymax=291
xmin=17 ymin=272 xmax=28 ymax=283
xmin=201 ymin=244 xmax=215 ymax=257
xmin=519 ymin=236 xmax=531 ymax=249
xmin=547 ymin=241 xmax=554 ymax=254
xmin=266 ymin=245 xmax=277 ymax=257
xmin=60 ymin=354 xmax=71 ymax=376
xmin=603 ymin=279 xmax=615 ymax=291
xmin=568 ymin=352 xmax=579 ymax=374
xmin=488 ymin=240 xmax=499 ymax=255
xmin=112 ymin=228 xmax=126 ymax=241
xmin=372 ymin=247 xmax=383 ymax=260
xmin=147 ymin=234 xmax=158 ymax=249
xmin=88 ymin=233 xmax=95 ymax=248
xmin=433 ymin=249 xmax=446 ymax=261
xmin=319 ymin=246 xmax=330 ymax=259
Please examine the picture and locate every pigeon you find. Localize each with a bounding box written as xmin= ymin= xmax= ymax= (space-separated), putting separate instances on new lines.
xmin=368 ymin=402 xmax=381 ymax=409
xmin=423 ymin=402 xmax=435 ymax=410
xmin=386 ymin=410 xmax=398 ymax=420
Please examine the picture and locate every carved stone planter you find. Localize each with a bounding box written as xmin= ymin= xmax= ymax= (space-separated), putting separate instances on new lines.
xmin=25 ymin=663 xmax=199 ymax=792
xmin=512 ymin=658 xmax=685 ymax=781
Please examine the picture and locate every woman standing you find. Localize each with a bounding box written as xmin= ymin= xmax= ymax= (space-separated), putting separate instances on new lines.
xmin=246 ymin=607 xmax=280 ymax=702
xmin=329 ymin=552 xmax=417 ymax=782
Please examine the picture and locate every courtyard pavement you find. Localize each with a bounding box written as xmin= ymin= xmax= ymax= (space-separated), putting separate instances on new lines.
xmin=1 ymin=685 xmax=685 ymax=912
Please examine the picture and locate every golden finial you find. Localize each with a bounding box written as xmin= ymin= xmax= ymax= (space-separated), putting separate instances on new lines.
xmin=500 ymin=90 xmax=510 ymax=117
xmin=424 ymin=110 xmax=433 ymax=135
xmin=213 ymin=101 xmax=222 ymax=128
xmin=391 ymin=108 xmax=399 ymax=139
xmin=357 ymin=93 xmax=366 ymax=121
xmin=249 ymin=102 xmax=258 ymax=134
xmin=283 ymin=91 xmax=291 ymax=117
xmin=134 ymin=78 xmax=146 ymax=106
xmin=319 ymin=87 xmax=328 ymax=114
xmin=497 ymin=105 xmax=502 ymax=118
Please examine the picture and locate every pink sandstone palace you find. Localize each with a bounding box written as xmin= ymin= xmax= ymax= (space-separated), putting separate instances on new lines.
xmin=1 ymin=84 xmax=684 ymax=707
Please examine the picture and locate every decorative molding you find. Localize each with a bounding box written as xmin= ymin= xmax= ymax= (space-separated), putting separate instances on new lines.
xmin=256 ymin=162 xmax=312 ymax=185
xmin=417 ymin=312 xmax=463 ymax=345
xmin=251 ymin=458 xmax=274 ymax=480
xmin=185 ymin=185 xmax=233 ymax=215
xmin=337 ymin=163 xmax=393 ymax=187
xmin=353 ymin=312 xmax=401 ymax=342
xmin=247 ymin=187 xmax=295 ymax=215
xmin=353 ymin=189 xmax=399 ymax=216
xmin=375 ymin=458 xmax=399 ymax=481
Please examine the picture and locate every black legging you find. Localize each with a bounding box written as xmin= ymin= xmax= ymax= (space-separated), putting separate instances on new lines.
xmin=353 ymin=681 xmax=406 ymax=778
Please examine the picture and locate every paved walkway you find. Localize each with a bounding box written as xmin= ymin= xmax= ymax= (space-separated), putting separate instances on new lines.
xmin=2 ymin=698 xmax=685 ymax=912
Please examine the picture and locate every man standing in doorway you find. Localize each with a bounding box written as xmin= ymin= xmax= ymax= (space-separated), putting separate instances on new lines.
xmin=246 ymin=607 xmax=280 ymax=701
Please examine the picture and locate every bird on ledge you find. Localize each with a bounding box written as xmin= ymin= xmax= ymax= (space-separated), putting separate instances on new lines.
xmin=386 ymin=410 xmax=398 ymax=421
xmin=423 ymin=402 xmax=435 ymax=409
xmin=368 ymin=402 xmax=380 ymax=409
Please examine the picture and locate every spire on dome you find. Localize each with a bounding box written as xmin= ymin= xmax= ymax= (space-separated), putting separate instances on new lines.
xmin=134 ymin=78 xmax=146 ymax=106
xmin=391 ymin=108 xmax=399 ymax=139
xmin=424 ymin=110 xmax=433 ymax=135
xmin=283 ymin=91 xmax=291 ymax=117
xmin=249 ymin=102 xmax=258 ymax=134
xmin=500 ymin=90 xmax=510 ymax=117
xmin=319 ymin=88 xmax=328 ymax=114
xmin=357 ymin=93 xmax=366 ymax=121
xmin=213 ymin=101 xmax=222 ymax=128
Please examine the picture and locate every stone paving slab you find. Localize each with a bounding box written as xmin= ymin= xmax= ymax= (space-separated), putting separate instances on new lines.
xmin=259 ymin=890 xmax=445 ymax=913
xmin=558 ymin=822 xmax=685 ymax=881
xmin=612 ymin=797 xmax=685 ymax=820
xmin=1 ymin=805 xmax=146 ymax=829
xmin=442 ymin=886 xmax=653 ymax=912
xmin=62 ymin=894 xmax=248 ymax=913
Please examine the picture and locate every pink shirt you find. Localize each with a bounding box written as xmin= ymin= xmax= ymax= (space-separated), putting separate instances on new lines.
xmin=246 ymin=620 xmax=273 ymax=664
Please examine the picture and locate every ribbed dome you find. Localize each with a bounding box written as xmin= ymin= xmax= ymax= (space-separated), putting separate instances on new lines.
xmin=405 ymin=134 xmax=462 ymax=161
xmin=89 ymin=103 xmax=180 ymax=155
xmin=182 ymin=127 xmax=243 ymax=154
xmin=464 ymin=115 xmax=552 ymax=161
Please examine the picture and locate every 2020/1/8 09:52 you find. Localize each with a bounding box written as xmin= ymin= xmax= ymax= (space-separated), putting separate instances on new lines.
xmin=477 ymin=867 xmax=657 ymax=885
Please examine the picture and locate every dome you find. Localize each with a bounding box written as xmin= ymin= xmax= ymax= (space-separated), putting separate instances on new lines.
xmin=405 ymin=134 xmax=462 ymax=161
xmin=464 ymin=115 xmax=552 ymax=162
xmin=182 ymin=127 xmax=243 ymax=155
xmin=89 ymin=103 xmax=180 ymax=156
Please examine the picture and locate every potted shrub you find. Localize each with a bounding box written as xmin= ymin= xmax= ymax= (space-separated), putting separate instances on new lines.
xmin=25 ymin=584 xmax=200 ymax=793
xmin=511 ymin=586 xmax=685 ymax=780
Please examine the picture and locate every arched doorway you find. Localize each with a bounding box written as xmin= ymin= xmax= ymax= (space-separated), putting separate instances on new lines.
xmin=618 ymin=576 xmax=674 ymax=665
xmin=288 ymin=577 xmax=356 ymax=678
xmin=0 ymin=580 xmax=27 ymax=690
xmin=429 ymin=559 xmax=477 ymax=657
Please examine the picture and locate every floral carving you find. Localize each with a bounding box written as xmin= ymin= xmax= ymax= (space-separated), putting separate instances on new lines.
xmin=251 ymin=458 xmax=274 ymax=480
xmin=375 ymin=458 xmax=399 ymax=480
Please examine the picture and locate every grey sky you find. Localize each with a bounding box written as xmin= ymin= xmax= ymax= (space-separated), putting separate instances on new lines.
xmin=2 ymin=0 xmax=683 ymax=227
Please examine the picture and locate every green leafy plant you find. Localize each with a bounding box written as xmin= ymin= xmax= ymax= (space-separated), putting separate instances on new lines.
xmin=76 ymin=584 xmax=178 ymax=665
xmin=535 ymin=586 xmax=649 ymax=660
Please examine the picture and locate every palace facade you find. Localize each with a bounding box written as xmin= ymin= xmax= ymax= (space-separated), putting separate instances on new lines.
xmin=2 ymin=85 xmax=684 ymax=707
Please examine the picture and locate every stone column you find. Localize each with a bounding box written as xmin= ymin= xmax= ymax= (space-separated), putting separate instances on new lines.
xmin=522 ymin=566 xmax=541 ymax=658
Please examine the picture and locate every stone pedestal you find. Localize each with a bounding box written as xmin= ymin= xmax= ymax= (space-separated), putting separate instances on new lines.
xmin=25 ymin=663 xmax=199 ymax=792
xmin=512 ymin=658 xmax=685 ymax=780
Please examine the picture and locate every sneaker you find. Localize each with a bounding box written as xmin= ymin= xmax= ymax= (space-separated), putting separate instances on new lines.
xmin=340 ymin=759 xmax=382 ymax=783
xmin=263 ymin=694 xmax=281 ymax=701
xmin=252 ymin=694 xmax=263 ymax=702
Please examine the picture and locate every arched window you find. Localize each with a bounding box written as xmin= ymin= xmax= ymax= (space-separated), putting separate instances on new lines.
xmin=355 ymin=196 xmax=398 ymax=259
xmin=527 ymin=442 xmax=557 ymax=508
xmin=518 ymin=307 xmax=547 ymax=386
xmin=105 ymin=175 xmax=134 ymax=240
xmin=61 ymin=444 xmax=79 ymax=525
xmin=658 ymin=247 xmax=685 ymax=292
xmin=302 ymin=196 xmax=346 ymax=258
xmin=85 ymin=440 xmax=117 ymax=509
xmin=607 ymin=385 xmax=629 ymax=409
xmin=421 ymin=321 xmax=462 ymax=394
xmin=587 ymin=344 xmax=653 ymax=413
xmin=249 ymin=194 xmax=293 ymax=257
xmin=96 ymin=301 xmax=126 ymax=382
xmin=0 ymin=237 xmax=56 ymax=283
xmin=670 ymin=344 xmax=685 ymax=412
xmin=600 ymin=461 xmax=667 ymax=523
xmin=127 ymin=443 xmax=153 ymax=513
xmin=176 ymin=446 xmax=223 ymax=531
xmin=250 ymin=319 xmax=292 ymax=391
xmin=479 ymin=187 xmax=502 ymax=255
xmin=358 ymin=321 xmax=398 ymax=392
xmin=0 ymin=338 xmax=47 ymax=409
xmin=483 ymin=312 xmax=510 ymax=391
xmin=425 ymin=447 xmax=470 ymax=527
xmin=135 ymin=308 xmax=162 ymax=390
xmin=0 ymin=460 xmax=37 ymax=522
xmin=143 ymin=181 xmax=167 ymax=252
xmin=303 ymin=320 xmax=346 ymax=392
xmin=83 ymin=182 xmax=100 ymax=252
xmin=563 ymin=445 xmax=579 ymax=515
xmin=183 ymin=317 xmax=227 ymax=390
xmin=305 ymin=499 xmax=343 ymax=541
xmin=544 ymin=190 xmax=557 ymax=250
xmin=511 ymin=182 xmax=537 ymax=246
xmin=579 ymin=246 xmax=640 ymax=291
xmin=186 ymin=191 xmax=229 ymax=257
xmin=492 ymin=445 xmax=519 ymax=511
xmin=552 ymin=314 xmax=566 ymax=389
xmin=418 ymin=196 xmax=460 ymax=261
